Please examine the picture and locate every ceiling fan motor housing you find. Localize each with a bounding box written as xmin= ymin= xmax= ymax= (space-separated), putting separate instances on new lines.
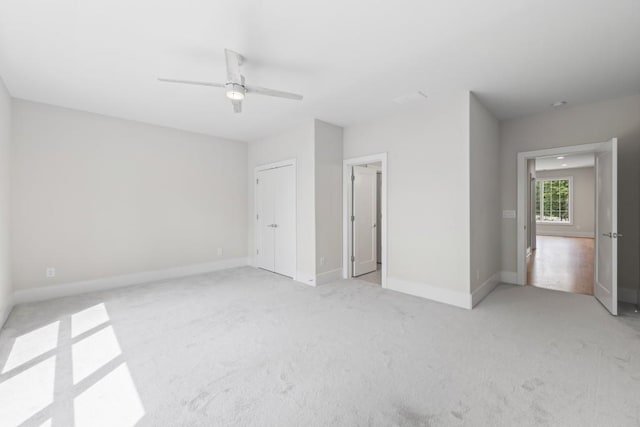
xmin=225 ymin=82 xmax=246 ymax=100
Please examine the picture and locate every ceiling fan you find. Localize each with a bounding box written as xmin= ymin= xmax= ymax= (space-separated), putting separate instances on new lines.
xmin=158 ymin=49 xmax=303 ymax=113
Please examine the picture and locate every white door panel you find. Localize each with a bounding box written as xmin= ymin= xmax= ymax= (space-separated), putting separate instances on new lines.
xmin=594 ymin=138 xmax=618 ymax=315
xmin=352 ymin=166 xmax=377 ymax=276
xmin=257 ymin=170 xmax=275 ymax=272
xmin=273 ymin=165 xmax=296 ymax=278
xmin=256 ymin=165 xmax=296 ymax=279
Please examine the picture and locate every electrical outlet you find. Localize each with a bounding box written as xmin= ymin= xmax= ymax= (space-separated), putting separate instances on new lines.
xmin=320 ymin=256 xmax=325 ymax=266
xmin=46 ymin=267 xmax=56 ymax=278
xmin=217 ymin=247 xmax=223 ymax=256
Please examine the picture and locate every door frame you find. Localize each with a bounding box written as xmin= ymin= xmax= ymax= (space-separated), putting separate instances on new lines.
xmin=343 ymin=153 xmax=387 ymax=287
xmin=254 ymin=158 xmax=297 ymax=280
xmin=516 ymin=141 xmax=609 ymax=286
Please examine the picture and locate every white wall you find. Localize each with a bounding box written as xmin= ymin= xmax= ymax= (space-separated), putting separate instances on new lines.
xmin=0 ymin=77 xmax=11 ymax=326
xmin=11 ymin=100 xmax=248 ymax=290
xmin=500 ymin=94 xmax=640 ymax=293
xmin=343 ymin=92 xmax=471 ymax=297
xmin=536 ymin=167 xmax=595 ymax=237
xmin=314 ymin=120 xmax=343 ymax=278
xmin=469 ymin=93 xmax=501 ymax=292
xmin=247 ymin=121 xmax=317 ymax=284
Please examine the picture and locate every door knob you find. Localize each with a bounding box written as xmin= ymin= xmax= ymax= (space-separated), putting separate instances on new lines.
xmin=602 ymin=232 xmax=612 ymax=238
xmin=614 ymin=232 xmax=623 ymax=238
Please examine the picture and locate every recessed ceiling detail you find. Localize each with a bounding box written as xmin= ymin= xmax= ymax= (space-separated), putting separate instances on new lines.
xmin=536 ymin=153 xmax=595 ymax=171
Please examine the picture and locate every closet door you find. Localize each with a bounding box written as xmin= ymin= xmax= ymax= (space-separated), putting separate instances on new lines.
xmin=256 ymin=169 xmax=276 ymax=272
xmin=273 ymin=165 xmax=296 ymax=278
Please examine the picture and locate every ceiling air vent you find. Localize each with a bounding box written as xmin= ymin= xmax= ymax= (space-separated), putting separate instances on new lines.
xmin=393 ymin=91 xmax=428 ymax=105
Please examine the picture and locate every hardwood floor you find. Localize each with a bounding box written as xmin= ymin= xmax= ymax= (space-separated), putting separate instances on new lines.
xmin=527 ymin=235 xmax=594 ymax=295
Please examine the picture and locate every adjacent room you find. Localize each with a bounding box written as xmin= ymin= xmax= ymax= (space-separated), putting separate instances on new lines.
xmin=1 ymin=1 xmax=640 ymax=425
xmin=527 ymin=153 xmax=596 ymax=295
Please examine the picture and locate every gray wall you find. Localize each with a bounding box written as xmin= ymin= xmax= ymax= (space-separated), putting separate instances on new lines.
xmin=536 ymin=167 xmax=595 ymax=237
xmin=469 ymin=93 xmax=501 ymax=291
xmin=314 ymin=120 xmax=344 ymax=276
xmin=500 ymin=94 xmax=640 ymax=292
xmin=11 ymin=100 xmax=248 ymax=290
xmin=0 ymin=77 xmax=11 ymax=326
xmin=344 ymin=91 xmax=471 ymax=293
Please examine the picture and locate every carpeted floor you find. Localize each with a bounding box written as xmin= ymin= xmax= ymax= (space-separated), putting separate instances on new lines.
xmin=356 ymin=264 xmax=382 ymax=285
xmin=1 ymin=266 xmax=639 ymax=426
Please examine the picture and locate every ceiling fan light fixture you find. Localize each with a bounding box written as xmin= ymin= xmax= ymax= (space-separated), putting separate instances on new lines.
xmin=225 ymin=83 xmax=245 ymax=100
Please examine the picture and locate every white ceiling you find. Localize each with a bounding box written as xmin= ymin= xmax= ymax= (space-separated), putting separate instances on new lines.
xmin=536 ymin=153 xmax=595 ymax=171
xmin=0 ymin=0 xmax=639 ymax=141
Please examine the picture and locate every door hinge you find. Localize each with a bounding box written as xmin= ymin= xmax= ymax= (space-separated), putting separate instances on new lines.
xmin=256 ymin=178 xmax=259 ymax=184
xmin=351 ymin=215 xmax=355 ymax=222
xmin=351 ymin=174 xmax=355 ymax=182
xmin=351 ymin=255 xmax=355 ymax=262
xmin=256 ymin=249 xmax=259 ymax=255
xmin=256 ymin=214 xmax=259 ymax=220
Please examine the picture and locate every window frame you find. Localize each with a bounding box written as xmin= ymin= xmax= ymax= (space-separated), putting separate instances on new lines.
xmin=535 ymin=176 xmax=574 ymax=225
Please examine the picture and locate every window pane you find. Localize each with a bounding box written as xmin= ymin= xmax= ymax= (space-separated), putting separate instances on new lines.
xmin=537 ymin=178 xmax=570 ymax=223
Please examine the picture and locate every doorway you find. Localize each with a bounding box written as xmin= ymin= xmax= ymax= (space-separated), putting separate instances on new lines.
xmin=517 ymin=139 xmax=620 ymax=315
xmin=343 ymin=153 xmax=387 ymax=287
xmin=526 ymin=154 xmax=596 ymax=295
xmin=255 ymin=159 xmax=296 ymax=278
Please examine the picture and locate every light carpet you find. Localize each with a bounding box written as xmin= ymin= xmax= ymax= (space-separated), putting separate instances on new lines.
xmin=1 ymin=266 xmax=639 ymax=426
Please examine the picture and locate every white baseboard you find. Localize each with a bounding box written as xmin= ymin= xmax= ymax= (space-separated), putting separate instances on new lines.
xmin=315 ymin=268 xmax=343 ymax=285
xmin=471 ymin=272 xmax=500 ymax=307
xmin=295 ymin=271 xmax=317 ymax=287
xmin=619 ymin=287 xmax=638 ymax=304
xmin=386 ymin=277 xmax=471 ymax=309
xmin=13 ymin=257 xmax=249 ymax=305
xmin=537 ymin=231 xmax=594 ymax=238
xmin=499 ymin=271 xmax=519 ymax=285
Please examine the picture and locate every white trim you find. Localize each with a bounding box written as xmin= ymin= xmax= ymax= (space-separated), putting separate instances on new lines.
xmin=386 ymin=277 xmax=471 ymax=309
xmin=315 ymin=268 xmax=343 ymax=285
xmin=500 ymin=271 xmax=519 ymax=285
xmin=295 ymin=271 xmax=316 ymax=287
xmin=254 ymin=158 xmax=297 ymax=280
xmin=618 ymin=288 xmax=638 ymax=304
xmin=0 ymin=298 xmax=13 ymax=329
xmin=13 ymin=257 xmax=248 ymax=305
xmin=536 ymin=231 xmax=595 ymax=238
xmin=343 ymin=153 xmax=388 ymax=288
xmin=516 ymin=141 xmax=609 ymax=286
xmin=471 ymin=272 xmax=500 ymax=307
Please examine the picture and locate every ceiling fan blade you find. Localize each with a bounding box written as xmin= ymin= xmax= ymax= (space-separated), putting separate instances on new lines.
xmin=158 ymin=78 xmax=226 ymax=88
xmin=225 ymin=49 xmax=243 ymax=84
xmin=245 ymin=85 xmax=303 ymax=100
xmin=232 ymin=99 xmax=242 ymax=114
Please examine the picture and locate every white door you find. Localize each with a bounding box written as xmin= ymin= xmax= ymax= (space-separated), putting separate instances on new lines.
xmin=594 ymin=138 xmax=618 ymax=315
xmin=352 ymin=166 xmax=377 ymax=276
xmin=256 ymin=165 xmax=296 ymax=278
xmin=273 ymin=165 xmax=296 ymax=278
xmin=256 ymin=169 xmax=276 ymax=272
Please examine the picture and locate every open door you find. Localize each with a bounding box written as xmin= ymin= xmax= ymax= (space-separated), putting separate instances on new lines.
xmin=352 ymin=166 xmax=377 ymax=276
xmin=594 ymin=138 xmax=618 ymax=315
